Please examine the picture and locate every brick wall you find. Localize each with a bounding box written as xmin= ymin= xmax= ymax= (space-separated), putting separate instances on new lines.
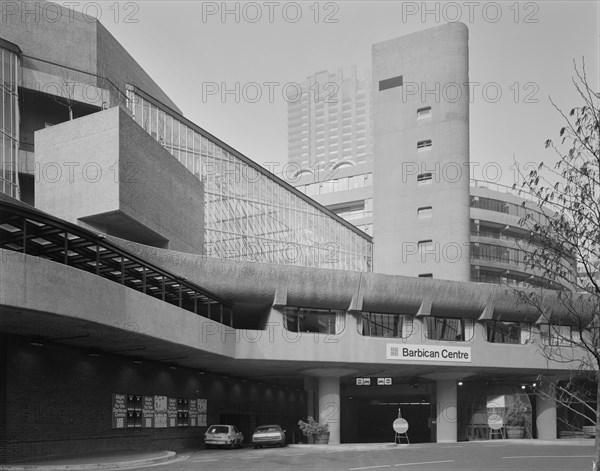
xmin=2 ymin=334 xmax=305 ymax=463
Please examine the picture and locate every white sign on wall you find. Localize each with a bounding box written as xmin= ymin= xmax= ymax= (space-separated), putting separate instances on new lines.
xmin=386 ymin=344 xmax=472 ymax=362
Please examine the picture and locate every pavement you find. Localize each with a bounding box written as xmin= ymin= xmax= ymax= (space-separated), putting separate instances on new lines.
xmin=0 ymin=440 xmax=594 ymax=471
xmin=0 ymin=450 xmax=179 ymax=471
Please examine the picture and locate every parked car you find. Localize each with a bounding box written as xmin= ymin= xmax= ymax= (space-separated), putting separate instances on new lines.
xmin=204 ymin=424 xmax=244 ymax=449
xmin=252 ymin=424 xmax=287 ymax=448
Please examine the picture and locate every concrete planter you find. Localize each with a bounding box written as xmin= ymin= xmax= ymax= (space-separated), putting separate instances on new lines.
xmin=314 ymin=432 xmax=330 ymax=444
xmin=506 ymin=426 xmax=524 ymax=439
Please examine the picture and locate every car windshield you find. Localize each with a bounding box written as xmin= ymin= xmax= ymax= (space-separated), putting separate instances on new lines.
xmin=208 ymin=426 xmax=229 ymax=434
xmin=256 ymin=426 xmax=280 ymax=433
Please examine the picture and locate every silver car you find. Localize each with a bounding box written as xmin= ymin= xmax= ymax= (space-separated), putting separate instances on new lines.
xmin=252 ymin=424 xmax=286 ymax=448
xmin=204 ymin=424 xmax=244 ymax=449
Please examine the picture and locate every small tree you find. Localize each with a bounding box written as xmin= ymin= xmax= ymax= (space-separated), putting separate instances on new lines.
xmin=514 ymin=59 xmax=600 ymax=470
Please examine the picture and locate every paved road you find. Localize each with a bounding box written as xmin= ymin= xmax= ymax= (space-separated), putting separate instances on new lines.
xmin=134 ymin=441 xmax=596 ymax=471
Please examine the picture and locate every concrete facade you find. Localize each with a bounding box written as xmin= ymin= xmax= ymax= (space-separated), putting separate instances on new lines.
xmin=372 ymin=23 xmax=471 ymax=281
xmin=0 ymin=6 xmax=591 ymax=463
xmin=35 ymin=107 xmax=204 ymax=253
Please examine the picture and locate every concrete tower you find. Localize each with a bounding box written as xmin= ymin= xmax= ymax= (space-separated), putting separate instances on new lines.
xmin=372 ymin=23 xmax=471 ymax=281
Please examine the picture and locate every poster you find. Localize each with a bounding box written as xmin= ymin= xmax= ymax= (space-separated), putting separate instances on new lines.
xmin=112 ymin=394 xmax=127 ymax=429
xmin=189 ymin=398 xmax=198 ymax=427
xmin=154 ymin=395 xmax=167 ymax=428
xmin=142 ymin=396 xmax=154 ymax=428
xmin=167 ymin=398 xmax=178 ymax=427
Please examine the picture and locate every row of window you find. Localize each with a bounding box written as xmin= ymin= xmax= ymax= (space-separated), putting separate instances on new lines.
xmin=471 ymin=196 xmax=549 ymax=226
xmin=284 ymin=308 xmax=577 ymax=346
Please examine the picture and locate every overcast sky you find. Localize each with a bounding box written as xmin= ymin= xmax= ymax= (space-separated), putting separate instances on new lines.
xmin=79 ymin=1 xmax=599 ymax=187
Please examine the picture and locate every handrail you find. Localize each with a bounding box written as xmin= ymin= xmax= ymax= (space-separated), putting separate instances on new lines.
xmin=0 ymin=196 xmax=233 ymax=324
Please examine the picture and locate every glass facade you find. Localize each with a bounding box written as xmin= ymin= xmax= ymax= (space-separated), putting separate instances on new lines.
xmin=0 ymin=46 xmax=19 ymax=198
xmin=126 ymin=87 xmax=372 ymax=271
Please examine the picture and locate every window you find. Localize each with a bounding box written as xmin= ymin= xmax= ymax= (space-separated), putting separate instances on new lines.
xmin=284 ymin=307 xmax=342 ymax=334
xmin=424 ymin=317 xmax=474 ymax=342
xmin=539 ymin=324 xmax=573 ymax=346
xmin=417 ymin=173 xmax=433 ymax=184
xmin=486 ymin=321 xmax=529 ymax=344
xmin=417 ymin=140 xmax=432 ymax=152
xmin=379 ymin=75 xmax=403 ymax=91
xmin=359 ymin=312 xmax=413 ymax=338
xmin=418 ymin=273 xmax=433 ymax=278
xmin=417 ymin=107 xmax=432 ymax=119
xmin=418 ymin=240 xmax=433 ymax=251
xmin=417 ymin=206 xmax=432 ymax=219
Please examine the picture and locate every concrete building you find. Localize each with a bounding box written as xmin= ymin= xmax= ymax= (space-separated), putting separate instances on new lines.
xmin=288 ymin=67 xmax=371 ymax=168
xmin=290 ymin=24 xmax=570 ymax=288
xmin=0 ymin=2 xmax=590 ymax=463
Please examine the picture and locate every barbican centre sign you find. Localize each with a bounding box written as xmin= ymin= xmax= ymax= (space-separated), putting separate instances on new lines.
xmin=386 ymin=344 xmax=472 ymax=363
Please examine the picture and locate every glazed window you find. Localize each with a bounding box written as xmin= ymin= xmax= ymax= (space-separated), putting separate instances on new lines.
xmin=417 ymin=140 xmax=432 ymax=152
xmin=417 ymin=107 xmax=432 ymax=119
xmin=359 ymin=312 xmax=413 ymax=338
xmin=486 ymin=321 xmax=533 ymax=344
xmin=417 ymin=206 xmax=432 ymax=219
xmin=417 ymin=173 xmax=433 ymax=184
xmin=284 ymin=307 xmax=343 ymax=334
xmin=539 ymin=324 xmax=573 ymax=346
xmin=425 ymin=317 xmax=474 ymax=342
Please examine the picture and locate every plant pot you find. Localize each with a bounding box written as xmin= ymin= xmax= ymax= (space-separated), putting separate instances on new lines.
xmin=314 ymin=432 xmax=330 ymax=444
xmin=506 ymin=426 xmax=524 ymax=439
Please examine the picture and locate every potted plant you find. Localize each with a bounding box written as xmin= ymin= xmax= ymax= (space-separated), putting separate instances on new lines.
xmin=505 ymin=397 xmax=528 ymax=439
xmin=298 ymin=416 xmax=330 ymax=444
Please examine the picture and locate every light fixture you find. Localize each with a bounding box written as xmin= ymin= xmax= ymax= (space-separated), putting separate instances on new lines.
xmin=458 ymin=381 xmax=463 ymax=386
xmin=532 ymin=382 xmax=537 ymax=388
xmin=521 ymin=385 xmax=526 ymax=390
xmin=89 ymin=352 xmax=101 ymax=357
xmin=133 ymin=360 xmax=142 ymax=364
xmin=29 ymin=341 xmax=44 ymax=347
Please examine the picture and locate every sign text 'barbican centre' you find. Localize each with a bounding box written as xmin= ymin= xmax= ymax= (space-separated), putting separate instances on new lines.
xmin=386 ymin=344 xmax=472 ymax=362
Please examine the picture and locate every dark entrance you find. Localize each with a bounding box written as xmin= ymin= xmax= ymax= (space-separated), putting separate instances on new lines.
xmin=343 ymin=397 xmax=433 ymax=443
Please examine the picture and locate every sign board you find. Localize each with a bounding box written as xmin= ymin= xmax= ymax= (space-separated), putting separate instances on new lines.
xmin=154 ymin=396 xmax=168 ymax=428
xmin=377 ymin=378 xmax=392 ymax=386
xmin=189 ymin=398 xmax=198 ymax=427
xmin=488 ymin=414 xmax=504 ymax=430
xmin=112 ymin=394 xmax=127 ymax=429
xmin=387 ymin=344 xmax=471 ymax=363
xmin=142 ymin=396 xmax=154 ymax=428
xmin=393 ymin=418 xmax=409 ymax=434
xmin=167 ymin=398 xmax=178 ymax=427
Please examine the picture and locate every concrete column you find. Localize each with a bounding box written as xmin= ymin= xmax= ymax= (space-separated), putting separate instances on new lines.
xmin=436 ymin=379 xmax=457 ymax=443
xmin=318 ymin=376 xmax=341 ymax=444
xmin=536 ymin=392 xmax=557 ymax=439
xmin=302 ymin=367 xmax=357 ymax=445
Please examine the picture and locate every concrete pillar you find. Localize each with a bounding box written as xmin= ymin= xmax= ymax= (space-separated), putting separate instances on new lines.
xmin=436 ymin=379 xmax=457 ymax=443
xmin=301 ymin=367 xmax=357 ymax=445
xmin=318 ymin=376 xmax=341 ymax=444
xmin=536 ymin=392 xmax=557 ymax=439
